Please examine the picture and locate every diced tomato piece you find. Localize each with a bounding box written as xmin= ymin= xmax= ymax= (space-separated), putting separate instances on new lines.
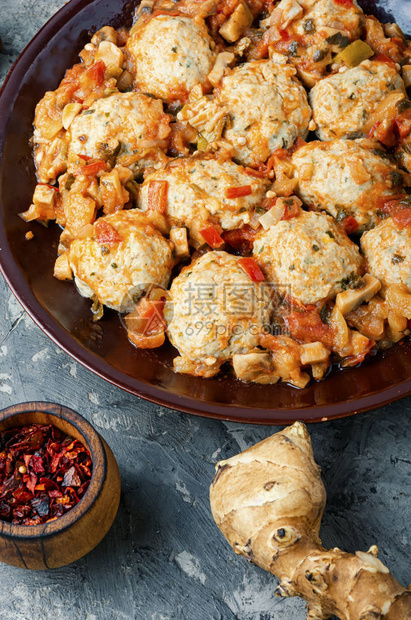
xmin=333 ymin=0 xmax=353 ymax=6
xmin=244 ymin=167 xmax=267 ymax=179
xmin=253 ymin=37 xmax=269 ymax=60
xmin=84 ymin=60 xmax=106 ymax=87
xmin=226 ymin=185 xmax=252 ymax=199
xmin=342 ymin=216 xmax=359 ymax=234
xmin=372 ymin=53 xmax=396 ymax=65
xmin=246 ymin=150 xmax=286 ymax=179
xmin=221 ymin=225 xmax=256 ymax=254
xmin=279 ymin=29 xmax=292 ymax=42
xmin=137 ymin=298 xmax=166 ymax=336
xmin=126 ymin=298 xmax=166 ymax=349
xmin=95 ymin=220 xmax=123 ymax=245
xmin=238 ymin=257 xmax=265 ymax=282
xmin=392 ymin=208 xmax=411 ymax=229
xmin=395 ymin=116 xmax=411 ymax=140
xmin=282 ymin=199 xmax=301 ymax=220
xmin=200 ymin=225 xmax=224 ymax=248
xmin=147 ymin=180 xmax=168 ymax=213
xmin=78 ymin=159 xmax=107 ymax=176
xmin=378 ymin=194 xmax=408 ymax=214
xmin=285 ymin=310 xmax=334 ymax=347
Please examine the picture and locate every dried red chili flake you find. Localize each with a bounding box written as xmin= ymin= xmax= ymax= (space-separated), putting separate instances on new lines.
xmin=0 ymin=423 xmax=92 ymax=526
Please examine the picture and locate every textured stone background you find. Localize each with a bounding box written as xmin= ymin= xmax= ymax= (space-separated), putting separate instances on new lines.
xmin=0 ymin=2 xmax=410 ymax=619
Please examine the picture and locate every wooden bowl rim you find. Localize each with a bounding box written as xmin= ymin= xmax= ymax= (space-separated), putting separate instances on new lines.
xmin=0 ymin=402 xmax=107 ymax=541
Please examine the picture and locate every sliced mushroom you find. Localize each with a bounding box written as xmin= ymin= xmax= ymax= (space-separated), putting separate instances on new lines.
xmin=95 ymin=41 xmax=124 ymax=76
xmin=33 ymin=184 xmax=57 ymax=207
xmin=91 ymin=26 xmax=117 ymax=46
xmin=383 ymin=22 xmax=404 ymax=39
xmin=170 ymin=227 xmax=190 ymax=258
xmin=336 ymin=274 xmax=382 ymax=315
xmin=62 ymin=103 xmax=83 ymax=130
xmin=129 ymin=0 xmax=155 ymax=35
xmin=54 ymin=253 xmax=73 ymax=281
xmin=208 ymin=52 xmax=235 ymax=87
xmin=300 ymin=342 xmax=330 ymax=365
xmin=275 ymin=0 xmax=303 ymax=29
xmin=219 ymin=0 xmax=253 ymax=43
xmin=232 ymin=351 xmax=280 ymax=384
xmin=402 ymin=65 xmax=411 ymax=89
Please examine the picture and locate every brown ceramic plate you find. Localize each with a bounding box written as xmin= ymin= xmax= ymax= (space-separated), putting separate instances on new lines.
xmin=0 ymin=0 xmax=411 ymax=425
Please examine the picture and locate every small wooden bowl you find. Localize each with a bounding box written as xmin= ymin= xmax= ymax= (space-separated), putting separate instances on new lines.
xmin=0 ymin=402 xmax=121 ymax=569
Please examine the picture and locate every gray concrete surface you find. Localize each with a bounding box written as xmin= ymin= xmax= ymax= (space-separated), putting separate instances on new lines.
xmin=0 ymin=2 xmax=410 ymax=619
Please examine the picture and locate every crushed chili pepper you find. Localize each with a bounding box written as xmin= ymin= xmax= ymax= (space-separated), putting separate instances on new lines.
xmin=0 ymin=424 xmax=92 ymax=526
xmin=342 ymin=216 xmax=359 ymax=234
xmin=95 ymin=220 xmax=123 ymax=245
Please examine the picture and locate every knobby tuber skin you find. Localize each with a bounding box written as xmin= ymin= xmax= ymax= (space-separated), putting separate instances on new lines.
xmin=210 ymin=422 xmax=411 ymax=620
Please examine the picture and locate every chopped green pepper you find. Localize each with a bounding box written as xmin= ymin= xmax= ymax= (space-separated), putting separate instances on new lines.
xmin=335 ymin=40 xmax=374 ymax=68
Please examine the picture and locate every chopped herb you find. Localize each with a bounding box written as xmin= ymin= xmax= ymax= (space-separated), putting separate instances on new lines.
xmin=83 ymin=109 xmax=96 ymax=115
xmin=289 ymin=264 xmax=296 ymax=271
xmin=372 ymin=148 xmax=389 ymax=159
xmin=397 ymin=98 xmax=411 ymax=114
xmin=335 ymin=206 xmax=348 ymax=222
xmin=391 ymin=170 xmax=403 ymax=186
xmin=171 ymin=46 xmax=177 ymax=52
xmin=101 ymin=246 xmax=110 ymax=255
xmin=312 ymin=244 xmax=320 ymax=251
xmin=392 ymin=254 xmax=405 ymax=264
xmin=326 ymin=32 xmax=350 ymax=48
xmin=64 ymin=174 xmax=75 ymax=191
xmin=111 ymin=262 xmax=118 ymax=269
xmin=313 ymin=48 xmax=328 ymax=62
xmin=376 ymin=209 xmax=389 ymax=219
xmin=303 ymin=19 xmax=316 ymax=34
xmin=325 ymin=230 xmax=336 ymax=239
xmin=340 ymin=272 xmax=363 ymax=291
xmin=288 ymin=41 xmax=299 ymax=57
xmin=346 ymin=130 xmax=363 ymax=139
xmin=320 ymin=304 xmax=332 ymax=324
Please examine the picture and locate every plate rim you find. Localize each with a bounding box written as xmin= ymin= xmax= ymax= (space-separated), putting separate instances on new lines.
xmin=1 ymin=0 xmax=411 ymax=425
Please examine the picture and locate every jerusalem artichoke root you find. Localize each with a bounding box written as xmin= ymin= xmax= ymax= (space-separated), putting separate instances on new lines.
xmin=210 ymin=422 xmax=411 ymax=620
